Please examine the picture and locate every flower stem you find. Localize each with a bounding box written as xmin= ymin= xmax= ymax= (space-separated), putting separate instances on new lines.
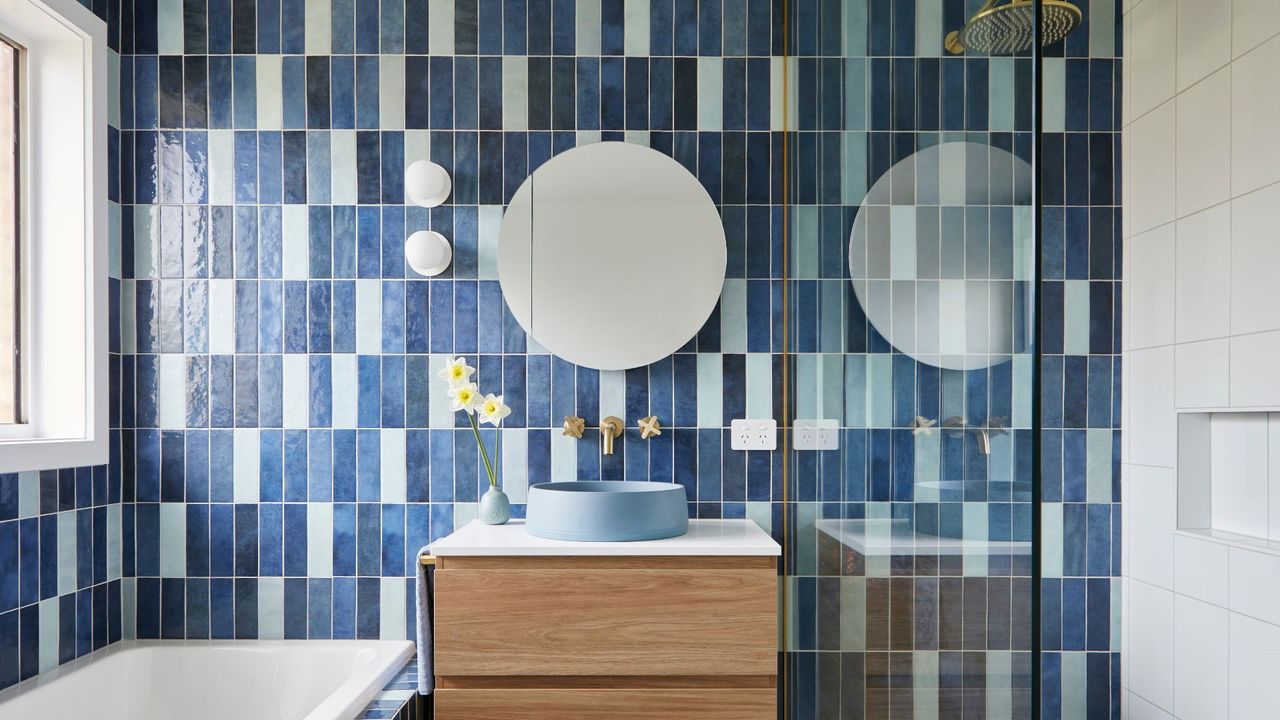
xmin=468 ymin=413 xmax=498 ymax=488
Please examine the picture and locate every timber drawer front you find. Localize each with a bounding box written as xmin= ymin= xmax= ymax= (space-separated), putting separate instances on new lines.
xmin=432 ymin=555 xmax=779 ymax=719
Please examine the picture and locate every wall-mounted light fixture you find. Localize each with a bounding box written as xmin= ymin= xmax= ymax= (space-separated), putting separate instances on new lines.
xmin=404 ymin=160 xmax=453 ymax=276
xmin=405 ymin=160 xmax=452 ymax=208
xmin=405 ymin=230 xmax=453 ymax=277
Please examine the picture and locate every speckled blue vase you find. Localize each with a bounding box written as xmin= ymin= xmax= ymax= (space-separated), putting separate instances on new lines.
xmin=479 ymin=486 xmax=511 ymax=525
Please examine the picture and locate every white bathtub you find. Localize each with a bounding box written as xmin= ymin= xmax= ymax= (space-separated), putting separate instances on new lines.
xmin=0 ymin=639 xmax=415 ymax=720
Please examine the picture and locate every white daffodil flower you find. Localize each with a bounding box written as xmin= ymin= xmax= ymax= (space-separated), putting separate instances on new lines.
xmin=437 ymin=356 xmax=475 ymax=387
xmin=448 ymin=382 xmax=480 ymax=414
xmin=478 ymin=393 xmax=512 ymax=426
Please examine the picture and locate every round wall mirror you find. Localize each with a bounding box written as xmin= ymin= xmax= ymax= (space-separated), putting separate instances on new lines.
xmin=848 ymin=141 xmax=1034 ymax=371
xmin=498 ymin=142 xmax=727 ymax=371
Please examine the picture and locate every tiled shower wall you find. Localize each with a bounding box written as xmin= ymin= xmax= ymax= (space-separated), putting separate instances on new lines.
xmin=786 ymin=0 xmax=1121 ymax=717
xmin=1122 ymin=0 xmax=1280 ymax=717
xmin=0 ymin=1 xmax=126 ymax=690
xmin=116 ymin=0 xmax=789 ymax=642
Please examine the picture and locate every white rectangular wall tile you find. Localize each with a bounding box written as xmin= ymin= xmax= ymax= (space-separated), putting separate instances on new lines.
xmin=1173 ymin=533 xmax=1228 ymax=605
xmin=1174 ymin=339 xmax=1229 ymax=408
xmin=1174 ymin=203 xmax=1232 ymax=342
xmin=1228 ymin=547 xmax=1280 ymax=625
xmin=1127 ymin=580 xmax=1176 ymax=712
xmin=1230 ymin=37 xmax=1280 ymax=195
xmin=1230 ymin=331 xmax=1280 ymax=407
xmin=1229 ymin=184 xmax=1280 ymax=335
xmin=1129 ymin=0 xmax=1177 ymax=119
xmin=1128 ymin=347 xmax=1176 ymax=468
xmin=1228 ymin=612 xmax=1280 ymax=720
xmin=1127 ymin=465 xmax=1177 ymax=589
xmin=1232 ymin=0 xmax=1280 ymax=58
xmin=1128 ymin=101 xmax=1177 ymax=234
xmin=1175 ymin=0 xmax=1232 ymax=91
xmin=1173 ymin=594 xmax=1230 ymax=720
xmin=1175 ymin=68 xmax=1232 ymax=217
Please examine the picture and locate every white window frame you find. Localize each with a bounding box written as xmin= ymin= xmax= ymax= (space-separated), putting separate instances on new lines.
xmin=0 ymin=0 xmax=106 ymax=472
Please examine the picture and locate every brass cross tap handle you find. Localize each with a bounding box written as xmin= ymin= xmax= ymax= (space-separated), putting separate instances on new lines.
xmin=638 ymin=416 xmax=662 ymax=439
xmin=562 ymin=416 xmax=585 ymax=439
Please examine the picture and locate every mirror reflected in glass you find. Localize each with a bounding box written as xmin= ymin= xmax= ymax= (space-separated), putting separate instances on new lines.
xmin=848 ymin=140 xmax=1034 ymax=371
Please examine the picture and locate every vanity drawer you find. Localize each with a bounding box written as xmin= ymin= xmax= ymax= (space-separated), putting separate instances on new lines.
xmin=433 ymin=557 xmax=777 ymax=677
xmin=434 ymin=688 xmax=776 ymax=719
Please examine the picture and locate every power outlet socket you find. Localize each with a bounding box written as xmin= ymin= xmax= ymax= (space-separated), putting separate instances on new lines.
xmin=794 ymin=419 xmax=839 ymax=450
xmin=731 ymin=419 xmax=778 ymax=451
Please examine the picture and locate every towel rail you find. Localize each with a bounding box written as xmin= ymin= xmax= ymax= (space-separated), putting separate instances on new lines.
xmin=419 ymin=553 xmax=436 ymax=567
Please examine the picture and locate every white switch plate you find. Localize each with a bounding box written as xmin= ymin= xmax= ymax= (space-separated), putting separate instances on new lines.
xmin=794 ymin=419 xmax=839 ymax=450
xmin=731 ymin=419 xmax=777 ymax=451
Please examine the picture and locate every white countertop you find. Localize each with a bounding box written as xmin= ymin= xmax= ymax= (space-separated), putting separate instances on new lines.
xmin=815 ymin=518 xmax=1032 ymax=557
xmin=429 ymin=519 xmax=781 ymax=557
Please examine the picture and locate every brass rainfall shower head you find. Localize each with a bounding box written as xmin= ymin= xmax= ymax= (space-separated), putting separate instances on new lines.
xmin=944 ymin=0 xmax=1083 ymax=55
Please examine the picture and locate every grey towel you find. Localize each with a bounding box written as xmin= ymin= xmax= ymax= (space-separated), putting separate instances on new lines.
xmin=415 ymin=548 xmax=434 ymax=695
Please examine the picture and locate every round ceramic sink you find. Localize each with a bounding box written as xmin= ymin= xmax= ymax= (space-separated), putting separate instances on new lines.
xmin=525 ymin=481 xmax=689 ymax=542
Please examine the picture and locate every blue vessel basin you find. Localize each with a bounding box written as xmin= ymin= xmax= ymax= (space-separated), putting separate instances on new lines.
xmin=526 ymin=481 xmax=689 ymax=542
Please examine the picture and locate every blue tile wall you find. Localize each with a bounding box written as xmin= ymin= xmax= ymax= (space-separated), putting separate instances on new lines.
xmin=0 ymin=0 xmax=127 ymax=692
xmin=115 ymin=0 xmax=790 ymax=650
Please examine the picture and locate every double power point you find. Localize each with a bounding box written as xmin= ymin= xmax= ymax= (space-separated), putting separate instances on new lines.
xmin=729 ymin=419 xmax=840 ymax=451
xmin=730 ymin=419 xmax=777 ymax=451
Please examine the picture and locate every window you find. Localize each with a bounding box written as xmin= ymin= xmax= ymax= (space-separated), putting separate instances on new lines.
xmin=0 ymin=37 xmax=19 ymax=426
xmin=0 ymin=0 xmax=106 ymax=472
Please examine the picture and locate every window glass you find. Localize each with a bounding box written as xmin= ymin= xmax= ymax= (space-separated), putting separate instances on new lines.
xmin=0 ymin=37 xmax=18 ymax=425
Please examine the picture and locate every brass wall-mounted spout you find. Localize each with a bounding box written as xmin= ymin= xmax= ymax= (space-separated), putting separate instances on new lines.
xmin=600 ymin=416 xmax=623 ymax=455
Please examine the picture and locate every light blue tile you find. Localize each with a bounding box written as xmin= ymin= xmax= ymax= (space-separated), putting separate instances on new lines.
xmin=157 ymin=0 xmax=184 ymax=54
xmin=381 ymin=429 xmax=407 ymax=504
xmin=745 ymin=354 xmax=772 ymax=420
xmin=57 ymin=512 xmax=76 ymax=595
xmin=308 ymin=503 xmax=334 ymax=577
xmin=160 ymin=503 xmax=186 ymax=577
xmin=624 ymin=0 xmax=650 ymax=56
xmin=234 ymin=429 xmax=261 ymax=503
xmin=698 ymin=59 xmax=723 ymax=131
xmin=502 ymin=429 xmax=529 ymax=503
xmin=576 ymin=0 xmax=600 ymax=55
xmin=356 ymin=280 xmax=383 ymax=354
xmin=1043 ymin=59 xmax=1066 ymax=133
xmin=429 ymin=0 xmax=455 ymax=54
xmin=380 ymin=578 xmax=406 ymax=640
xmin=988 ymin=58 xmax=1015 ymax=132
xmin=258 ymin=577 xmax=284 ymax=639
xmin=284 ymin=354 xmax=310 ymax=429
xmin=18 ymin=472 xmax=39 ymax=518
xmin=38 ymin=598 xmax=58 ymax=672
xmin=1043 ymin=502 xmax=1063 ymax=578
xmin=697 ymin=355 xmax=724 ymax=428
xmin=1086 ymin=429 xmax=1113 ymax=503
xmin=306 ymin=0 xmax=332 ymax=54
xmin=1064 ymin=280 xmax=1091 ymax=355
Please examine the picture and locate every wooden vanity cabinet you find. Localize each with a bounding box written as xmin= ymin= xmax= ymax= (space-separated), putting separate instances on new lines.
xmin=432 ymin=555 xmax=779 ymax=719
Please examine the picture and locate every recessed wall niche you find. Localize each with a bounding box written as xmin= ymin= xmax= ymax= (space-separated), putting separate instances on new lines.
xmin=1177 ymin=411 xmax=1280 ymax=542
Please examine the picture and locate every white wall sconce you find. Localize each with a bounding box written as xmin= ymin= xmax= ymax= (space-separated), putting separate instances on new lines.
xmin=405 ymin=230 xmax=453 ymax=277
xmin=404 ymin=160 xmax=453 ymax=276
xmin=405 ymin=160 xmax=452 ymax=208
